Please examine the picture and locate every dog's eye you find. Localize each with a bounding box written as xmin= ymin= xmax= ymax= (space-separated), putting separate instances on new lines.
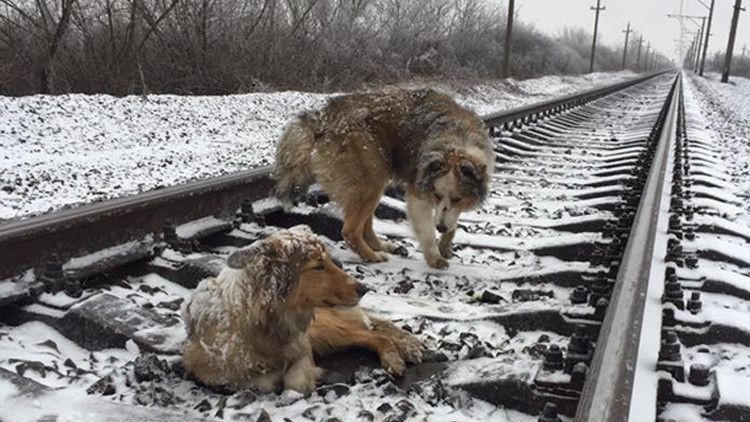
xmin=435 ymin=194 xmax=443 ymax=202
xmin=451 ymin=197 xmax=461 ymax=205
xmin=312 ymin=262 xmax=325 ymax=271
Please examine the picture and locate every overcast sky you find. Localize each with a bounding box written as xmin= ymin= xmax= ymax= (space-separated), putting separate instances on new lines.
xmin=507 ymin=0 xmax=749 ymax=64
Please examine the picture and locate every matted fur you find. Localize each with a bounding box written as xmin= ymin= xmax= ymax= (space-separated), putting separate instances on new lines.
xmin=181 ymin=225 xmax=422 ymax=394
xmin=274 ymin=89 xmax=493 ymax=268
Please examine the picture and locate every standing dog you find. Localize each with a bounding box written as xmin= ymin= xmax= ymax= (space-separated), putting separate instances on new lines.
xmin=274 ymin=89 xmax=493 ymax=269
xmin=181 ymin=225 xmax=422 ymax=394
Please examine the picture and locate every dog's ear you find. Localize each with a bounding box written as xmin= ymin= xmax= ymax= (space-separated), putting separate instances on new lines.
xmin=418 ymin=153 xmax=447 ymax=193
xmin=459 ymin=160 xmax=487 ymax=200
xmin=227 ymin=241 xmax=274 ymax=269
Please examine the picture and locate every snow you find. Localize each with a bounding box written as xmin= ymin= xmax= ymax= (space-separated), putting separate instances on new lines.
xmin=686 ymin=73 xmax=750 ymax=220
xmin=1 ymin=71 xmax=636 ymax=221
xmin=175 ymin=216 xmax=228 ymax=239
xmin=63 ymin=235 xmax=153 ymax=271
xmin=0 ymin=72 xmax=683 ymax=420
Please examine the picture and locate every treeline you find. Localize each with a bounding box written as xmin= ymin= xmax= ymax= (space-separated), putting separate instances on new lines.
xmin=0 ymin=0 xmax=669 ymax=95
xmin=703 ymin=51 xmax=750 ymax=79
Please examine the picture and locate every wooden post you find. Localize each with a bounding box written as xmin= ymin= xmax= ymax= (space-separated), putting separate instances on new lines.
xmin=589 ymin=0 xmax=605 ymax=73
xmin=721 ymin=0 xmax=745 ymax=83
xmin=636 ymin=35 xmax=644 ymax=70
xmin=503 ymin=0 xmax=515 ymax=79
xmin=699 ymin=0 xmax=715 ymax=76
xmin=622 ymin=22 xmax=633 ymax=70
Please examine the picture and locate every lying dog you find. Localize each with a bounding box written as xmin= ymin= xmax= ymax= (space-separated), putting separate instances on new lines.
xmin=274 ymin=88 xmax=494 ymax=269
xmin=181 ymin=225 xmax=422 ymax=394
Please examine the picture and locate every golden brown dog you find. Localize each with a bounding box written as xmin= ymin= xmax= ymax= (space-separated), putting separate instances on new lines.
xmin=274 ymin=89 xmax=494 ymax=269
xmin=181 ymin=225 xmax=422 ymax=394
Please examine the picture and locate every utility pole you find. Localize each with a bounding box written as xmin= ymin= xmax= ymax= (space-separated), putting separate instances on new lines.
xmin=636 ymin=35 xmax=644 ymax=71
xmin=503 ymin=0 xmax=515 ymax=79
xmin=700 ymin=0 xmax=715 ymax=76
xmin=589 ymin=0 xmax=605 ymax=73
xmin=644 ymin=43 xmax=651 ymax=71
xmin=722 ymin=0 xmax=745 ymax=83
xmin=684 ymin=34 xmax=698 ymax=69
xmin=694 ymin=17 xmax=706 ymax=72
xmin=621 ymin=22 xmax=633 ymax=70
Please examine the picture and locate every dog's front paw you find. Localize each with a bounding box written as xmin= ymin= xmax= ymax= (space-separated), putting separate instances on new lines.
xmin=380 ymin=351 xmax=407 ymax=377
xmin=426 ymin=254 xmax=449 ymax=269
xmin=397 ymin=338 xmax=424 ymax=364
xmin=362 ymin=251 xmax=389 ymax=263
xmin=383 ymin=241 xmax=408 ymax=257
xmin=438 ymin=241 xmax=453 ymax=259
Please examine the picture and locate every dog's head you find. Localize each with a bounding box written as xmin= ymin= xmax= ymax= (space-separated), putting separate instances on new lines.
xmin=416 ymin=140 xmax=491 ymax=233
xmin=226 ymin=225 xmax=367 ymax=311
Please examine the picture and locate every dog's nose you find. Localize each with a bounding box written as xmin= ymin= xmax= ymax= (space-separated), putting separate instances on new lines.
xmin=356 ymin=283 xmax=371 ymax=298
xmin=436 ymin=223 xmax=448 ymax=233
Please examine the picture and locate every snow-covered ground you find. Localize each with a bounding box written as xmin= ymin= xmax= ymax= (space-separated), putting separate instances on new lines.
xmin=686 ymin=72 xmax=750 ymax=218
xmin=0 ymin=71 xmax=636 ymax=221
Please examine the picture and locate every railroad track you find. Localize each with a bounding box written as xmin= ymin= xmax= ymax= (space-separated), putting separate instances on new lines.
xmin=1 ymin=71 xmax=749 ymax=422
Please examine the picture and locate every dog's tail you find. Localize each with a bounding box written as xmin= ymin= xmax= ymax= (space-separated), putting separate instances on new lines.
xmin=274 ymin=112 xmax=318 ymax=211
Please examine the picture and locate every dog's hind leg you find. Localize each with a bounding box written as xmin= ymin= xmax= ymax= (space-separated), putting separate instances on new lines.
xmin=342 ymin=196 xmax=388 ymax=263
xmin=363 ymin=214 xmax=399 ymax=254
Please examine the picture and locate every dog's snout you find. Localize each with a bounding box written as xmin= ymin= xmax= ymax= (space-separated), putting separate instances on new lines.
xmin=436 ymin=223 xmax=448 ymax=233
xmin=356 ymin=282 xmax=371 ymax=298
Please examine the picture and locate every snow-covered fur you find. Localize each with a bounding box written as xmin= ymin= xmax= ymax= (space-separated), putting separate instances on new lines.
xmin=181 ymin=225 xmax=423 ymax=394
xmin=273 ymin=89 xmax=493 ymax=269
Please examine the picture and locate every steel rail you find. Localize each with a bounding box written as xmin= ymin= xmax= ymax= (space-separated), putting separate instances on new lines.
xmin=574 ymin=74 xmax=681 ymax=421
xmin=0 ymin=71 xmax=671 ymax=280
xmin=481 ymin=70 xmax=669 ymax=130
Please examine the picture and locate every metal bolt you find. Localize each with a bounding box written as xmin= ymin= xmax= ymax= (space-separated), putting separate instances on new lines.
xmin=662 ymin=308 xmax=677 ymax=327
xmin=42 ymin=253 xmax=64 ymax=293
xmin=659 ymin=331 xmax=681 ymax=362
xmin=163 ymin=219 xmax=178 ymax=244
xmin=594 ymin=298 xmax=609 ymax=320
xmin=538 ymin=402 xmax=561 ymax=422
xmin=239 ymin=199 xmax=254 ymax=223
xmin=590 ymin=250 xmax=605 ymax=266
xmin=663 ymin=276 xmax=683 ymax=300
xmin=669 ymin=215 xmax=682 ymax=231
xmin=568 ymin=325 xmax=590 ymax=354
xmin=543 ymin=344 xmax=564 ymax=370
xmin=570 ymin=285 xmax=589 ymax=305
xmin=570 ymin=362 xmax=588 ymax=391
xmin=687 ymin=291 xmax=702 ymax=314
xmin=590 ymin=278 xmax=611 ymax=305
xmin=64 ymin=279 xmax=82 ymax=298
xmin=688 ymin=363 xmax=710 ymax=386
xmin=685 ymin=228 xmax=695 ymax=240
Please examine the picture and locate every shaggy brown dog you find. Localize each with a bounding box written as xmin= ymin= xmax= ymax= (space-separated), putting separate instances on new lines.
xmin=274 ymin=88 xmax=494 ymax=269
xmin=181 ymin=225 xmax=422 ymax=394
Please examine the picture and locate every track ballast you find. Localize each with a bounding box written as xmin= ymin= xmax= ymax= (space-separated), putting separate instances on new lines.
xmin=2 ymin=71 xmax=750 ymax=422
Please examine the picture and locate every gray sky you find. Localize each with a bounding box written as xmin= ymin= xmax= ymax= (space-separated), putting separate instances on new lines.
xmin=508 ymin=0 xmax=749 ymax=64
